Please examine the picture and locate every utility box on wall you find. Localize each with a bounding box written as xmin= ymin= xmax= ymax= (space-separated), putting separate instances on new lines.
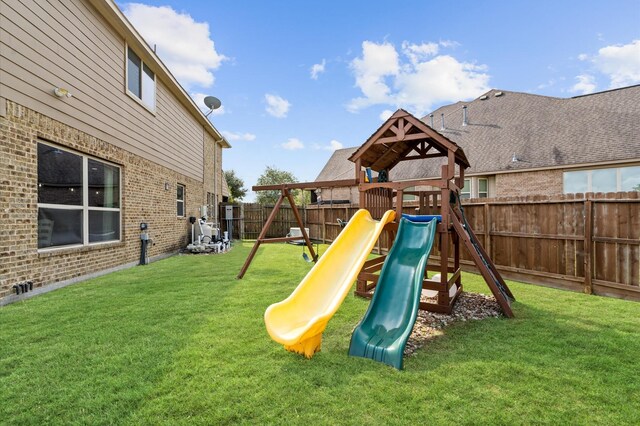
xmin=225 ymin=205 xmax=234 ymax=220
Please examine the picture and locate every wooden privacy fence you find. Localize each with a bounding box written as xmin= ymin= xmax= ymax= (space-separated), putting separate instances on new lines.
xmin=233 ymin=192 xmax=640 ymax=301
xmin=458 ymin=192 xmax=640 ymax=301
xmin=227 ymin=202 xmax=304 ymax=240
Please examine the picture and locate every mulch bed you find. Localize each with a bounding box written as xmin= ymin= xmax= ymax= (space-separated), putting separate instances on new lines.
xmin=404 ymin=292 xmax=503 ymax=356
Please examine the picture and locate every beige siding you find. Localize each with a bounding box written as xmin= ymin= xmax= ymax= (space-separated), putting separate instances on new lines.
xmin=0 ymin=0 xmax=205 ymax=181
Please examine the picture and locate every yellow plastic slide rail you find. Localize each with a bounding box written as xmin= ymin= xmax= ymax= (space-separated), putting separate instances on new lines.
xmin=264 ymin=209 xmax=396 ymax=358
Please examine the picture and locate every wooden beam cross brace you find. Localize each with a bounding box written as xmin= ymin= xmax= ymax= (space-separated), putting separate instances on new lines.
xmin=237 ymin=188 xmax=317 ymax=279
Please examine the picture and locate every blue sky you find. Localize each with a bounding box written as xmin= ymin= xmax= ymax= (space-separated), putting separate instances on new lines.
xmin=120 ymin=1 xmax=640 ymax=201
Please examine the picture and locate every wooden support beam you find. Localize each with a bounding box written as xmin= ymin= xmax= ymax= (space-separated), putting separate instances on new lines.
xmin=260 ymin=236 xmax=309 ymax=244
xmin=401 ymin=152 xmax=444 ymax=161
xmin=252 ymin=179 xmax=356 ymax=192
xmin=374 ymin=132 xmax=431 ymax=145
xmin=284 ymin=189 xmax=317 ymax=262
xmin=237 ymin=193 xmax=286 ymax=278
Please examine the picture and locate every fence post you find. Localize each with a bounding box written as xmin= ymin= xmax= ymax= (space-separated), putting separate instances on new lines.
xmin=484 ymin=202 xmax=491 ymax=257
xmin=584 ymin=197 xmax=593 ymax=294
xmin=321 ymin=207 xmax=326 ymax=243
xmin=240 ymin=203 xmax=245 ymax=240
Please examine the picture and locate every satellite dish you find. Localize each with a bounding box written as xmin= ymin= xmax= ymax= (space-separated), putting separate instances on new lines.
xmin=204 ymin=96 xmax=222 ymax=110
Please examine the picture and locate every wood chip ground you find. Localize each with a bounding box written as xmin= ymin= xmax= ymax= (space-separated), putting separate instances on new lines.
xmin=405 ymin=292 xmax=503 ymax=356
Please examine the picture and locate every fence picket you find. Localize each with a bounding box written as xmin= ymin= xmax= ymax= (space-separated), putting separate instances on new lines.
xmin=234 ymin=192 xmax=639 ymax=301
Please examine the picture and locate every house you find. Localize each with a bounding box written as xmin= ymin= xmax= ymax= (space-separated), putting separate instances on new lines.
xmin=315 ymin=85 xmax=640 ymax=203
xmin=0 ymin=0 xmax=230 ymax=305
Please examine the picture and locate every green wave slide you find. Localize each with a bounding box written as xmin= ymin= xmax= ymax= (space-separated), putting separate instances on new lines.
xmin=349 ymin=217 xmax=438 ymax=370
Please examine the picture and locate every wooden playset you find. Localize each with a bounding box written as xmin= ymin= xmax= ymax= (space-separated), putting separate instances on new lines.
xmin=239 ymin=109 xmax=514 ymax=317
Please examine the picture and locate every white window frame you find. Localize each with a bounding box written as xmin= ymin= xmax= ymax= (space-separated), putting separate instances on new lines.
xmin=37 ymin=141 xmax=122 ymax=251
xmin=125 ymin=44 xmax=156 ymax=113
xmin=460 ymin=178 xmax=471 ymax=199
xmin=177 ymin=184 xmax=185 ymax=217
xmin=477 ymin=178 xmax=489 ymax=198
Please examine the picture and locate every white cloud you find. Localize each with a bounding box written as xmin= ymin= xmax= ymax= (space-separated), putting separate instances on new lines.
xmin=439 ymin=40 xmax=460 ymax=49
xmin=593 ymin=40 xmax=640 ymax=88
xmin=313 ymin=140 xmax=344 ymax=151
xmin=281 ymin=138 xmax=304 ymax=150
xmin=401 ymin=41 xmax=438 ymax=65
xmin=379 ymin=109 xmax=394 ymax=121
xmin=570 ymin=74 xmax=597 ymax=95
xmin=348 ymin=40 xmax=489 ymax=116
xmin=348 ymin=41 xmax=399 ymax=111
xmin=123 ymin=3 xmax=226 ymax=89
xmin=265 ymin=94 xmax=291 ymax=118
xmin=327 ymin=140 xmax=343 ymax=151
xmin=310 ymin=59 xmax=326 ymax=80
xmin=222 ymin=131 xmax=256 ymax=141
xmin=577 ymin=53 xmax=589 ymax=61
xmin=190 ymin=93 xmax=226 ymax=115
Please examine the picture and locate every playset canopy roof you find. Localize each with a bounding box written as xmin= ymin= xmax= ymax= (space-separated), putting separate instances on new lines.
xmin=348 ymin=109 xmax=470 ymax=172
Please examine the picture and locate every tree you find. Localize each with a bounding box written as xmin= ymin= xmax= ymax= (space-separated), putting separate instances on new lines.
xmin=224 ymin=170 xmax=247 ymax=202
xmin=255 ymin=166 xmax=308 ymax=206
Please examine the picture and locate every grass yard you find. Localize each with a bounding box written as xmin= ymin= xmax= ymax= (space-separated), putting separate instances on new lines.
xmin=1 ymin=242 xmax=639 ymax=425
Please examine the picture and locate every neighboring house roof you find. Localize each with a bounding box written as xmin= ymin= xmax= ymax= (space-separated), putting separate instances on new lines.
xmin=427 ymin=85 xmax=640 ymax=175
xmin=316 ymin=85 xmax=640 ymax=182
xmin=316 ymin=147 xmax=360 ymax=182
xmin=88 ymin=0 xmax=230 ymax=149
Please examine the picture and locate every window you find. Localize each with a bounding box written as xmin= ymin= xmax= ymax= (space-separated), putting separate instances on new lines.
xmin=460 ymin=179 xmax=471 ymax=199
xmin=177 ymin=184 xmax=185 ymax=217
xmin=126 ymin=46 xmax=155 ymax=110
xmin=403 ymin=186 xmax=417 ymax=202
xmin=564 ymin=166 xmax=640 ymax=193
xmin=37 ymin=142 xmax=120 ymax=249
xmin=478 ymin=178 xmax=489 ymax=198
xmin=563 ymin=170 xmax=588 ymax=193
xmin=621 ymin=166 xmax=640 ymax=191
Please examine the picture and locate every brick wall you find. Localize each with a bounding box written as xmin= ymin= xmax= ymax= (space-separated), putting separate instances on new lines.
xmin=495 ymin=169 xmax=563 ymax=197
xmin=0 ymin=100 xmax=212 ymax=302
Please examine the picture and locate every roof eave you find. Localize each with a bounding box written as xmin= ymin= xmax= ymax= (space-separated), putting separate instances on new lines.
xmin=88 ymin=0 xmax=230 ymax=148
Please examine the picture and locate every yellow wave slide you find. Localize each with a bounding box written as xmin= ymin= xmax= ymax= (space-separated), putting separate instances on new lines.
xmin=264 ymin=209 xmax=396 ymax=358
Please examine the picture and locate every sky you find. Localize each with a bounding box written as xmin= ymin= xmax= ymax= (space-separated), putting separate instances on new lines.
xmin=118 ymin=1 xmax=640 ymax=201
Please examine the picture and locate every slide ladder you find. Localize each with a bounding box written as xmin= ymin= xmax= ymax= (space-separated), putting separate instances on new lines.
xmin=450 ymin=205 xmax=515 ymax=317
xmin=349 ymin=217 xmax=438 ymax=369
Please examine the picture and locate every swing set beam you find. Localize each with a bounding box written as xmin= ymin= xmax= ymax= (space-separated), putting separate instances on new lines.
xmin=237 ymin=179 xmax=357 ymax=279
xmin=237 ymin=188 xmax=315 ymax=279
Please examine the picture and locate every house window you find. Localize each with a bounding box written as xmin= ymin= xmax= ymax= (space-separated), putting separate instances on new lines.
xmin=564 ymin=166 xmax=640 ymax=193
xmin=621 ymin=166 xmax=640 ymax=191
xmin=403 ymin=186 xmax=417 ymax=202
xmin=460 ymin=179 xmax=471 ymax=199
xmin=126 ymin=46 xmax=155 ymax=110
xmin=37 ymin=142 xmax=120 ymax=249
xmin=177 ymin=184 xmax=185 ymax=217
xmin=478 ymin=178 xmax=488 ymax=198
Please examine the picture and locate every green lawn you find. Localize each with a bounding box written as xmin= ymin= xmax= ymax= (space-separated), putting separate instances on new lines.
xmin=1 ymin=242 xmax=639 ymax=425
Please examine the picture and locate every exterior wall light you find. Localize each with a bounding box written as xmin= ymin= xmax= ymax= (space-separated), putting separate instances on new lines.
xmin=54 ymin=87 xmax=73 ymax=98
